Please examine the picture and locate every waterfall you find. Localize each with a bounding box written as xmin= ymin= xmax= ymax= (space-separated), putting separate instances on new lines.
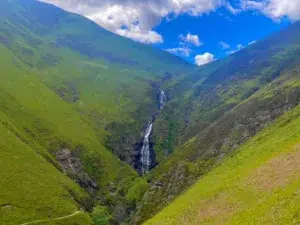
xmin=140 ymin=123 xmax=153 ymax=174
xmin=139 ymin=89 xmax=167 ymax=174
xmin=159 ymin=90 xmax=167 ymax=109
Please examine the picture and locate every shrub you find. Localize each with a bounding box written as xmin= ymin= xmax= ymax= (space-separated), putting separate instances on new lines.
xmin=91 ymin=206 xmax=112 ymax=225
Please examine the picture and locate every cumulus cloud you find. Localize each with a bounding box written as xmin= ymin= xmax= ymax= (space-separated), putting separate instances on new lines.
xmin=118 ymin=28 xmax=163 ymax=44
xmin=166 ymin=32 xmax=202 ymax=58
xmin=241 ymin=0 xmax=300 ymax=21
xmin=179 ymin=33 xmax=202 ymax=46
xmin=195 ymin=52 xmax=215 ymax=66
xmin=39 ymin=0 xmax=300 ymax=46
xmin=39 ymin=0 xmax=223 ymax=44
xmin=166 ymin=47 xmax=192 ymax=57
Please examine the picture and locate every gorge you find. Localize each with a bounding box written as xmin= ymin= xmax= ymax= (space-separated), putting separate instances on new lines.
xmin=1 ymin=1 xmax=300 ymax=224
xmin=139 ymin=90 xmax=167 ymax=174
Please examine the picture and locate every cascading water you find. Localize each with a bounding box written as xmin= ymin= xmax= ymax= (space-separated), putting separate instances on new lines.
xmin=159 ymin=90 xmax=167 ymax=110
xmin=140 ymin=123 xmax=153 ymax=174
xmin=139 ymin=89 xmax=167 ymax=174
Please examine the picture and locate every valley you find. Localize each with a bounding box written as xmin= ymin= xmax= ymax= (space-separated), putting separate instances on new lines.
xmin=0 ymin=0 xmax=299 ymax=225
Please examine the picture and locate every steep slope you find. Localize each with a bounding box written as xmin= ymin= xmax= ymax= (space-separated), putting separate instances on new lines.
xmin=134 ymin=20 xmax=300 ymax=223
xmin=145 ymin=104 xmax=300 ymax=225
xmin=0 ymin=93 xmax=91 ymax=225
xmin=0 ymin=0 xmax=197 ymax=224
xmin=0 ymin=0 xmax=195 ymax=167
xmin=2 ymin=0 xmax=300 ymax=224
xmin=0 ymin=0 xmax=199 ymax=224
xmin=0 ymin=42 xmax=138 ymax=224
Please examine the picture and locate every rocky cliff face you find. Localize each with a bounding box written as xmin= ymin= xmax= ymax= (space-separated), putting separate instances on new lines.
xmin=55 ymin=148 xmax=99 ymax=193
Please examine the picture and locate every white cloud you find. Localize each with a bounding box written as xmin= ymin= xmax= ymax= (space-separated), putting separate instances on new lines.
xmin=179 ymin=33 xmax=202 ymax=46
xmin=167 ymin=32 xmax=202 ymax=58
xmin=117 ymin=27 xmax=163 ymax=44
xmin=237 ymin=44 xmax=243 ymax=49
xmin=219 ymin=41 xmax=230 ymax=49
xmin=38 ymin=0 xmax=300 ymax=45
xmin=39 ymin=0 xmax=223 ymax=44
xmin=248 ymin=40 xmax=256 ymax=45
xmin=226 ymin=40 xmax=256 ymax=55
xmin=166 ymin=47 xmax=192 ymax=57
xmin=225 ymin=2 xmax=241 ymax=14
xmin=195 ymin=52 xmax=215 ymax=66
xmin=241 ymin=0 xmax=300 ymax=21
xmin=227 ymin=43 xmax=244 ymax=55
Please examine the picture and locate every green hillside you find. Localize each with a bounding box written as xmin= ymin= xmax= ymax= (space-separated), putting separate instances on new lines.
xmin=0 ymin=41 xmax=137 ymax=224
xmin=0 ymin=0 xmax=194 ymax=224
xmin=0 ymin=0 xmax=195 ymax=165
xmin=0 ymin=116 xmax=91 ymax=225
xmin=145 ymin=102 xmax=300 ymax=225
xmin=134 ymin=20 xmax=300 ymax=224
xmin=1 ymin=0 xmax=300 ymax=225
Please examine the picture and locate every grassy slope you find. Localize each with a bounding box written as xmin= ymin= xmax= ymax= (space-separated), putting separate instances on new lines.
xmin=2 ymin=1 xmax=300 ymax=224
xmin=154 ymin=19 xmax=300 ymax=162
xmin=0 ymin=114 xmax=90 ymax=225
xmin=135 ymin=20 xmax=300 ymax=223
xmin=145 ymin=103 xmax=300 ymax=225
xmin=0 ymin=0 xmax=195 ymax=223
xmin=135 ymin=71 xmax=300 ymax=224
xmin=0 ymin=39 xmax=137 ymax=223
xmin=0 ymin=44 xmax=135 ymax=185
xmin=0 ymin=0 xmax=195 ymax=164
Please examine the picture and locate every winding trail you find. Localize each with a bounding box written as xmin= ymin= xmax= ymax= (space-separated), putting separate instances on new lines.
xmin=20 ymin=211 xmax=82 ymax=225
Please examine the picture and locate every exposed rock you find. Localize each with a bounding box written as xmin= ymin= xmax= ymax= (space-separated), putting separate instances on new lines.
xmin=55 ymin=83 xmax=80 ymax=103
xmin=55 ymin=149 xmax=98 ymax=193
xmin=155 ymin=182 xmax=163 ymax=187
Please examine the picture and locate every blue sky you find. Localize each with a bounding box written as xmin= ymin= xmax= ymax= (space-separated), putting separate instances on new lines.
xmin=154 ymin=8 xmax=290 ymax=63
xmin=41 ymin=0 xmax=298 ymax=65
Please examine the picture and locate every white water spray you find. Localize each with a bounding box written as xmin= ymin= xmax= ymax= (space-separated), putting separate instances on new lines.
xmin=159 ymin=90 xmax=167 ymax=109
xmin=140 ymin=123 xmax=153 ymax=174
xmin=140 ymin=90 xmax=167 ymax=174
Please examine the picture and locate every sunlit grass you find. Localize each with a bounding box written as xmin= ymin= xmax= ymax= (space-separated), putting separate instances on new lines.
xmin=145 ymin=106 xmax=300 ymax=225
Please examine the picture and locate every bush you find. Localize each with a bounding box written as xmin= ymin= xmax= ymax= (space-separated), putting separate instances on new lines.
xmin=126 ymin=178 xmax=149 ymax=204
xmin=91 ymin=206 xmax=112 ymax=225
